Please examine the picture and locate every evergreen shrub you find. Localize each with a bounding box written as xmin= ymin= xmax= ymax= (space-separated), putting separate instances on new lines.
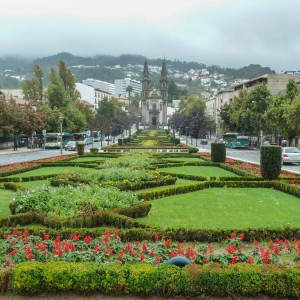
xmin=77 ymin=142 xmax=84 ymax=155
xmin=211 ymin=143 xmax=226 ymax=162
xmin=260 ymin=145 xmax=281 ymax=180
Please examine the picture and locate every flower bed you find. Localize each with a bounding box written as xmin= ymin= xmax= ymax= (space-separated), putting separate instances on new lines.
xmin=2 ymin=229 xmax=300 ymax=268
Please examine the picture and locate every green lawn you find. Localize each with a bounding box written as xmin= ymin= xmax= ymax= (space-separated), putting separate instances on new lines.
xmin=161 ymin=157 xmax=205 ymax=162
xmin=7 ymin=166 xmax=87 ymax=178
xmin=157 ymin=166 xmax=239 ymax=177
xmin=18 ymin=180 xmax=51 ymax=189
xmin=0 ymin=189 xmax=14 ymax=217
xmin=138 ymin=188 xmax=300 ymax=229
xmin=69 ymin=157 xmax=108 ymax=162
xmin=136 ymin=178 xmax=197 ymax=194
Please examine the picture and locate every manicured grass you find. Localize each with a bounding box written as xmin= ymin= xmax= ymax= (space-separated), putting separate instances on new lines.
xmin=69 ymin=157 xmax=108 ymax=162
xmin=161 ymin=157 xmax=205 ymax=162
xmin=136 ymin=178 xmax=197 ymax=194
xmin=18 ymin=180 xmax=51 ymax=189
xmin=157 ymin=166 xmax=239 ymax=177
xmin=138 ymin=188 xmax=300 ymax=229
xmin=0 ymin=189 xmax=14 ymax=217
xmin=7 ymin=166 xmax=87 ymax=178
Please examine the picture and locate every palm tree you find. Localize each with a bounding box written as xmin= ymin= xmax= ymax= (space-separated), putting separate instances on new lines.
xmin=126 ymin=85 xmax=133 ymax=107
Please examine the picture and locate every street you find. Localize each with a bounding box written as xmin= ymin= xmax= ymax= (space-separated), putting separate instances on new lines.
xmin=1 ymin=134 xmax=299 ymax=175
xmin=184 ymin=137 xmax=300 ymax=175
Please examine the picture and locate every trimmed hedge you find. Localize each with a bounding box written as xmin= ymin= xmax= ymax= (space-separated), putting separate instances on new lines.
xmin=3 ymin=203 xmax=152 ymax=229
xmin=211 ymin=143 xmax=226 ymax=163
xmin=6 ymin=262 xmax=300 ymax=297
xmin=260 ymin=145 xmax=282 ymax=180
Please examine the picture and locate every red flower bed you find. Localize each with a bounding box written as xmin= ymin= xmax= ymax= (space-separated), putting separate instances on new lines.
xmin=0 ymin=161 xmax=37 ymax=173
xmin=2 ymin=229 xmax=300 ymax=268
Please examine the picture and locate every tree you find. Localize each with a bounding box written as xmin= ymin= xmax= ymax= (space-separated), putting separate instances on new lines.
xmin=131 ymin=93 xmax=141 ymax=108
xmin=96 ymin=96 xmax=122 ymax=118
xmin=126 ymin=85 xmax=133 ymax=106
xmin=46 ymin=67 xmax=70 ymax=110
xmin=168 ymin=80 xmax=179 ymax=102
xmin=73 ymin=100 xmax=95 ymax=125
xmin=22 ymin=64 xmax=44 ymax=103
xmin=0 ymin=96 xmax=45 ymax=138
xmin=179 ymin=94 xmax=206 ymax=117
xmin=265 ymin=79 xmax=300 ymax=145
xmin=89 ymin=114 xmax=113 ymax=137
xmin=58 ymin=60 xmax=81 ymax=101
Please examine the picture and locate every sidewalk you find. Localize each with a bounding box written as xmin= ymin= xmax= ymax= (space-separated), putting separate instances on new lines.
xmin=0 ymin=147 xmax=44 ymax=156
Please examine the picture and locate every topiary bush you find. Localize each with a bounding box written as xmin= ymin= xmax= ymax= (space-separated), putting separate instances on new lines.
xmin=77 ymin=142 xmax=84 ymax=155
xmin=89 ymin=148 xmax=99 ymax=154
xmin=211 ymin=143 xmax=226 ymax=162
xmin=260 ymin=145 xmax=281 ymax=180
xmin=188 ymin=147 xmax=198 ymax=154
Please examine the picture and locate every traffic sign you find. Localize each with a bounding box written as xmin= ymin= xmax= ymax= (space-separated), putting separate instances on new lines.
xmin=260 ymin=130 xmax=263 ymax=136
xmin=87 ymin=130 xmax=91 ymax=137
xmin=276 ymin=132 xmax=282 ymax=138
xmin=42 ymin=129 xmax=46 ymax=136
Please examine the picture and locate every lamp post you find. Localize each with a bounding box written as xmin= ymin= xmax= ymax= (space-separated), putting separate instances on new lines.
xmin=59 ymin=116 xmax=64 ymax=155
xmin=186 ymin=127 xmax=188 ymax=145
xmin=252 ymin=100 xmax=262 ymax=147
xmin=110 ymin=126 xmax=112 ymax=145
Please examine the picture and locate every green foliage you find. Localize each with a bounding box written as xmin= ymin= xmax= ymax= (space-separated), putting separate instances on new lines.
xmin=89 ymin=147 xmax=99 ymax=154
xmin=11 ymin=184 xmax=140 ymax=218
xmin=211 ymin=143 xmax=226 ymax=162
xmin=188 ymin=146 xmax=198 ymax=154
xmin=260 ymin=146 xmax=282 ymax=180
xmin=77 ymin=142 xmax=84 ymax=155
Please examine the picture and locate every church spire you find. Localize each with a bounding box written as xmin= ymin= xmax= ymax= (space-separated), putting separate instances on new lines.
xmin=142 ymin=59 xmax=151 ymax=101
xmin=159 ymin=59 xmax=168 ymax=100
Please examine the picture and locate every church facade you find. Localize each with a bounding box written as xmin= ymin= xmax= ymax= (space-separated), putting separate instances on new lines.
xmin=140 ymin=59 xmax=168 ymax=127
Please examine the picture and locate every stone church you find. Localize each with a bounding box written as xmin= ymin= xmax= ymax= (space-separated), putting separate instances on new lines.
xmin=140 ymin=59 xmax=168 ymax=127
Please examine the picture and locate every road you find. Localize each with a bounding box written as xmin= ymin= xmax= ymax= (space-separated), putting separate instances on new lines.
xmin=1 ymin=134 xmax=300 ymax=175
xmin=186 ymin=137 xmax=300 ymax=175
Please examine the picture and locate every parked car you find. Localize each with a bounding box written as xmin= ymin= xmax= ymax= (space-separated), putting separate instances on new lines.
xmin=65 ymin=141 xmax=77 ymax=151
xmin=282 ymin=147 xmax=300 ymax=164
xmin=84 ymin=137 xmax=94 ymax=145
xmin=200 ymin=139 xmax=208 ymax=145
xmin=263 ymin=141 xmax=270 ymax=145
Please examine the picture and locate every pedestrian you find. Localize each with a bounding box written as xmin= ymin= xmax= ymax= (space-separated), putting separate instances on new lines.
xmin=13 ymin=141 xmax=18 ymax=151
xmin=38 ymin=139 xmax=41 ymax=148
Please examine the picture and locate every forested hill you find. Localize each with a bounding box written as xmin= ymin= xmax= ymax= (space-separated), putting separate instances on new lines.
xmin=1 ymin=52 xmax=276 ymax=80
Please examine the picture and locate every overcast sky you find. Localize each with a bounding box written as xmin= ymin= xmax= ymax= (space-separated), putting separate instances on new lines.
xmin=1 ymin=0 xmax=299 ymax=71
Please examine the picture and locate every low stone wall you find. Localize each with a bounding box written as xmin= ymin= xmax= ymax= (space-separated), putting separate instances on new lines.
xmin=0 ymin=142 xmax=13 ymax=150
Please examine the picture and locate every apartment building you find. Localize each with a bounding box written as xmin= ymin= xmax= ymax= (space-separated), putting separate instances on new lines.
xmin=114 ymin=78 xmax=142 ymax=97
xmin=230 ymin=74 xmax=300 ymax=98
xmin=81 ymin=79 xmax=115 ymax=94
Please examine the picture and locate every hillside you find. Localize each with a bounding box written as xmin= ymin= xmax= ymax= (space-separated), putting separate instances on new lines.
xmin=0 ymin=52 xmax=276 ymax=90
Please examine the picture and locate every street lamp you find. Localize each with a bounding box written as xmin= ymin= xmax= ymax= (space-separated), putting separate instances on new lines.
xmin=186 ymin=127 xmax=188 ymax=145
xmin=252 ymin=101 xmax=262 ymax=146
xmin=110 ymin=126 xmax=112 ymax=145
xmin=59 ymin=116 xmax=64 ymax=155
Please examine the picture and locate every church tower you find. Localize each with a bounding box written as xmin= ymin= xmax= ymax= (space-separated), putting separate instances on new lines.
xmin=159 ymin=59 xmax=168 ymax=100
xmin=141 ymin=59 xmax=150 ymax=100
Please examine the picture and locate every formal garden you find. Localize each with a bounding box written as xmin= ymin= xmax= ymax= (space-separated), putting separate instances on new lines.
xmin=1 ymin=130 xmax=300 ymax=298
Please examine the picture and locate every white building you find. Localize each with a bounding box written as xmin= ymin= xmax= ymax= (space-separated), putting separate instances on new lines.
xmin=81 ymin=79 xmax=115 ymax=94
xmin=115 ymin=78 xmax=142 ymax=97
xmin=76 ymin=83 xmax=112 ymax=110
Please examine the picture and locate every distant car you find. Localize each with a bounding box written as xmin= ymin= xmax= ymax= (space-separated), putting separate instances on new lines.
xmin=65 ymin=141 xmax=77 ymax=151
xmin=200 ymin=139 xmax=208 ymax=145
xmin=282 ymin=147 xmax=300 ymax=165
xmin=263 ymin=141 xmax=270 ymax=145
xmin=84 ymin=137 xmax=94 ymax=145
